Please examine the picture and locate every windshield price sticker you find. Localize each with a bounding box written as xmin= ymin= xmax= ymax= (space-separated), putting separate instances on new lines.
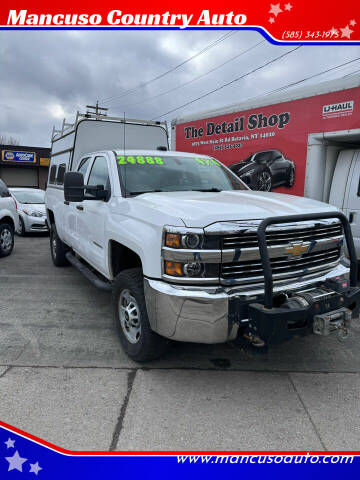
xmin=195 ymin=157 xmax=221 ymax=166
xmin=117 ymin=155 xmax=164 ymax=165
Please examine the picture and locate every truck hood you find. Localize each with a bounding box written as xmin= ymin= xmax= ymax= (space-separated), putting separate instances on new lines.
xmin=133 ymin=190 xmax=338 ymax=228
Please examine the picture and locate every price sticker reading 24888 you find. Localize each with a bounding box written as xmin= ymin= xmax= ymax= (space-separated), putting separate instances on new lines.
xmin=117 ymin=155 xmax=164 ymax=165
xmin=117 ymin=155 xmax=221 ymax=166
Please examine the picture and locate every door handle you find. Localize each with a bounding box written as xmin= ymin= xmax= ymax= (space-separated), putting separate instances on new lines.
xmin=349 ymin=212 xmax=355 ymax=223
xmin=64 ymin=200 xmax=69 ymax=205
xmin=76 ymin=205 xmax=84 ymax=211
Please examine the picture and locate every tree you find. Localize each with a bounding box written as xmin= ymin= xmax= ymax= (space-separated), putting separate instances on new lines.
xmin=0 ymin=134 xmax=21 ymax=145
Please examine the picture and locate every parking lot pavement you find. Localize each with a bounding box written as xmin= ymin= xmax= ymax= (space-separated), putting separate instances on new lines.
xmin=1 ymin=235 xmax=360 ymax=450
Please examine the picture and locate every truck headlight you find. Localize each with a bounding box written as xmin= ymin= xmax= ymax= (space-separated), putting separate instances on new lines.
xmin=183 ymin=262 xmax=203 ymax=276
xmin=165 ymin=261 xmax=203 ymax=277
xmin=182 ymin=234 xmax=201 ymax=249
xmin=165 ymin=232 xmax=203 ymax=249
xmin=165 ymin=233 xmax=181 ymax=248
xmin=164 ymin=260 xmax=218 ymax=278
xmin=164 ymin=261 xmax=183 ymax=276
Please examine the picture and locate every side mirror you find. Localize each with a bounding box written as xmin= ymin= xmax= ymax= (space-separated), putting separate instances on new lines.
xmin=64 ymin=172 xmax=84 ymax=202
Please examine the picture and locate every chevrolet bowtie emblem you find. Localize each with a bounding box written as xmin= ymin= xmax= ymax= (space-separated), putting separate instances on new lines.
xmin=285 ymin=241 xmax=309 ymax=257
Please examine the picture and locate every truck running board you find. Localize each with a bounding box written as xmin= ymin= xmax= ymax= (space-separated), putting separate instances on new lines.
xmin=65 ymin=252 xmax=112 ymax=292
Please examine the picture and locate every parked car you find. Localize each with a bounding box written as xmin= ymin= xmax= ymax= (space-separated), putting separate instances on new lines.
xmin=229 ymin=150 xmax=295 ymax=191
xmin=0 ymin=179 xmax=19 ymax=257
xmin=10 ymin=188 xmax=48 ymax=235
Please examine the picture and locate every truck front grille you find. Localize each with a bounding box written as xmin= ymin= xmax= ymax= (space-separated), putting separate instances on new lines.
xmin=221 ymin=247 xmax=341 ymax=283
xmin=221 ymin=221 xmax=343 ymax=285
xmin=222 ymin=223 xmax=342 ymax=249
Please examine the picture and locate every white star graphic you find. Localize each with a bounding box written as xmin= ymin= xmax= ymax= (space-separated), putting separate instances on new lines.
xmin=29 ymin=461 xmax=43 ymax=475
xmin=284 ymin=3 xmax=293 ymax=11
xmin=269 ymin=17 xmax=275 ymax=23
xmin=350 ymin=19 xmax=356 ymax=26
xmin=269 ymin=3 xmax=283 ymax=16
xmin=5 ymin=450 xmax=27 ymax=472
xmin=340 ymin=24 xmax=354 ymax=38
xmin=4 ymin=437 xmax=15 ymax=449
xmin=330 ymin=27 xmax=338 ymax=36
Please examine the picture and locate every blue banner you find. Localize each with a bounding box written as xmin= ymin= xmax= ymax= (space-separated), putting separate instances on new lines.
xmin=2 ymin=150 xmax=36 ymax=163
xmin=0 ymin=421 xmax=358 ymax=479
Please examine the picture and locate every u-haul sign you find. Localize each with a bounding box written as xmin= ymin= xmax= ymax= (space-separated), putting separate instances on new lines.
xmin=322 ymin=100 xmax=354 ymax=118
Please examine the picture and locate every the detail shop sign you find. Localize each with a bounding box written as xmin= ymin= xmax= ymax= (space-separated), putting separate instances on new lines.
xmin=1 ymin=150 xmax=36 ymax=163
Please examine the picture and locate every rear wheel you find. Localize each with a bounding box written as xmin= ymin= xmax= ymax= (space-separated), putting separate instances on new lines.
xmin=0 ymin=223 xmax=14 ymax=257
xmin=286 ymin=167 xmax=295 ymax=187
xmin=50 ymin=223 xmax=69 ymax=267
xmin=113 ymin=268 xmax=170 ymax=362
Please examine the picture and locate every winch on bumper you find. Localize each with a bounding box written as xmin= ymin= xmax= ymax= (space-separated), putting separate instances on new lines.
xmin=145 ymin=212 xmax=360 ymax=345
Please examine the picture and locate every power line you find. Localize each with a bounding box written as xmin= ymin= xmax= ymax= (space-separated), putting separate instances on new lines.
xmin=250 ymin=56 xmax=360 ymax=101
xmin=100 ymin=31 xmax=237 ymax=104
xmin=112 ymin=39 xmax=266 ymax=112
xmin=152 ymin=46 xmax=302 ymax=120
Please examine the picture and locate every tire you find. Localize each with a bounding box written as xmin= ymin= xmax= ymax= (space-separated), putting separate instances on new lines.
xmin=256 ymin=169 xmax=272 ymax=192
xmin=16 ymin=217 xmax=25 ymax=236
xmin=50 ymin=223 xmax=69 ymax=267
xmin=286 ymin=167 xmax=295 ymax=187
xmin=0 ymin=223 xmax=14 ymax=257
xmin=112 ymin=268 xmax=170 ymax=362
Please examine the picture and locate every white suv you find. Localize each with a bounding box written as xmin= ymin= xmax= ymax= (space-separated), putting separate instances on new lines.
xmin=0 ymin=179 xmax=19 ymax=257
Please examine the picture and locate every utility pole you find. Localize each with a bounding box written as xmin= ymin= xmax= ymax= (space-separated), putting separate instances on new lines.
xmin=86 ymin=101 xmax=108 ymax=116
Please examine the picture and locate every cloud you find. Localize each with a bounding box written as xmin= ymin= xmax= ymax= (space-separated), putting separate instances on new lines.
xmin=0 ymin=30 xmax=359 ymax=146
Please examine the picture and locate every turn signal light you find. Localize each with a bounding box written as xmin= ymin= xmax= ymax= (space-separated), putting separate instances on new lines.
xmin=165 ymin=233 xmax=181 ymax=248
xmin=165 ymin=261 xmax=183 ymax=276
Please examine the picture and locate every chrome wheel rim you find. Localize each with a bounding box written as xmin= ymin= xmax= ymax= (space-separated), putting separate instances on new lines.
xmin=258 ymin=171 xmax=272 ymax=191
xmin=0 ymin=228 xmax=12 ymax=252
xmin=118 ymin=289 xmax=141 ymax=344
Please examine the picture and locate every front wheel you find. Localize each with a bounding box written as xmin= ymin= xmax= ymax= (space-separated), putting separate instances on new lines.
xmin=113 ymin=268 xmax=170 ymax=362
xmin=256 ymin=170 xmax=272 ymax=192
xmin=0 ymin=223 xmax=14 ymax=257
xmin=50 ymin=223 xmax=69 ymax=267
xmin=16 ymin=217 xmax=25 ymax=236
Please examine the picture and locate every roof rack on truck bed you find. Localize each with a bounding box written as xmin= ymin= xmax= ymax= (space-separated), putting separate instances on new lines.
xmin=50 ymin=109 xmax=169 ymax=172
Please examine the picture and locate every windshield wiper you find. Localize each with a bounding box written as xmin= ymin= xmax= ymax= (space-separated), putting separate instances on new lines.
xmin=129 ymin=189 xmax=163 ymax=196
xmin=193 ymin=188 xmax=222 ymax=192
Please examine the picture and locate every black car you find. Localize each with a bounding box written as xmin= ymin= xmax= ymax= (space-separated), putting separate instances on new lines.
xmin=229 ymin=150 xmax=295 ymax=192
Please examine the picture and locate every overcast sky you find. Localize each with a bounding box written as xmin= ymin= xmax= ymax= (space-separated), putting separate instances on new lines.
xmin=1 ymin=30 xmax=360 ymax=147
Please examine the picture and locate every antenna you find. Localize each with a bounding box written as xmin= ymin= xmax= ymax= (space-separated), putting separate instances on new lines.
xmin=86 ymin=101 xmax=108 ymax=116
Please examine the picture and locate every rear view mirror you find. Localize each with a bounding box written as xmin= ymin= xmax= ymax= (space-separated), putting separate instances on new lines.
xmin=64 ymin=172 xmax=85 ymax=202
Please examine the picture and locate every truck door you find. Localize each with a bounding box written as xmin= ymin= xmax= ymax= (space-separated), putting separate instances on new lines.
xmin=76 ymin=155 xmax=110 ymax=275
xmin=64 ymin=156 xmax=92 ymax=249
xmin=343 ymin=150 xmax=360 ymax=257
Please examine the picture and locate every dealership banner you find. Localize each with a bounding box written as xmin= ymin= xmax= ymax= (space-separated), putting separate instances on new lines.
xmin=0 ymin=420 xmax=358 ymax=479
xmin=1 ymin=150 xmax=36 ymax=163
xmin=0 ymin=0 xmax=360 ymax=44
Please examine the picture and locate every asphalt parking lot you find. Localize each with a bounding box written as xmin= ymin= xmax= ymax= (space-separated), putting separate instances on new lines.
xmin=1 ymin=235 xmax=360 ymax=451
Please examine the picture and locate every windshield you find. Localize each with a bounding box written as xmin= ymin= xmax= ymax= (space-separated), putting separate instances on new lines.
xmin=11 ymin=190 xmax=45 ymax=204
xmin=254 ymin=152 xmax=273 ymax=164
xmin=116 ymin=154 xmax=247 ymax=196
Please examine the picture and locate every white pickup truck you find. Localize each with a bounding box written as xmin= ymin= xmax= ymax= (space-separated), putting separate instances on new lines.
xmin=46 ymin=112 xmax=360 ymax=361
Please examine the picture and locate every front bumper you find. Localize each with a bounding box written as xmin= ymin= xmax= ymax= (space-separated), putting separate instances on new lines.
xmin=22 ymin=214 xmax=48 ymax=232
xmin=144 ymin=263 xmax=356 ymax=344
